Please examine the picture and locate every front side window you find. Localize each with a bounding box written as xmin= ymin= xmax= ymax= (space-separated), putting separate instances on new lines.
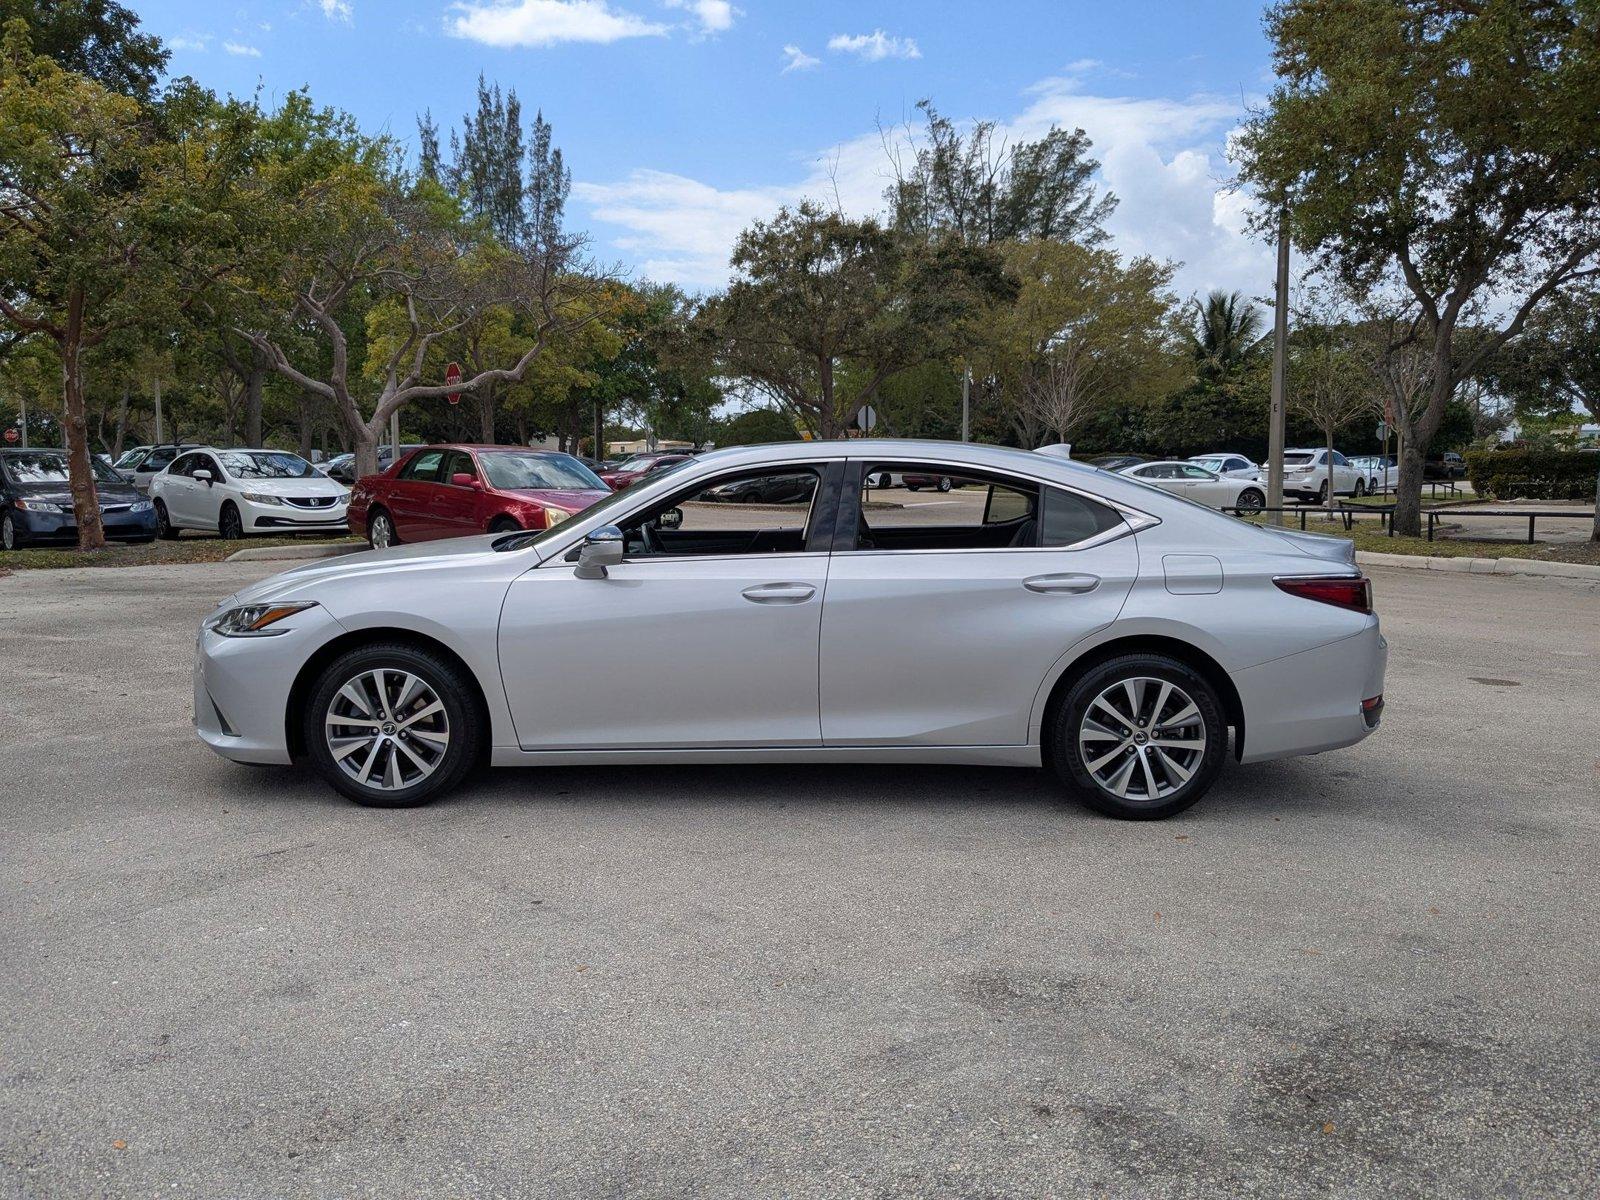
xmin=168 ymin=454 xmax=199 ymax=477
xmin=1180 ymin=465 xmax=1216 ymax=480
xmin=1331 ymin=451 xmax=1349 ymax=465
xmin=618 ymin=467 xmax=823 ymax=557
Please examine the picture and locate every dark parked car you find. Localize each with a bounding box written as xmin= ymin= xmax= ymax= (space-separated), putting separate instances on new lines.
xmin=324 ymin=445 xmax=424 ymax=486
xmin=1088 ymin=453 xmax=1154 ymax=473
xmin=599 ymin=453 xmax=695 ymax=490
xmin=1424 ymin=451 xmax=1467 ymax=480
xmin=1 ymin=448 xmax=158 ymax=550
xmin=704 ymin=472 xmax=815 ymax=504
xmin=902 ymin=472 xmax=957 ymax=492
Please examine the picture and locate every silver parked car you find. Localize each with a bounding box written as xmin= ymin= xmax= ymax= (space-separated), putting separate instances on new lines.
xmin=193 ymin=440 xmax=1386 ymax=820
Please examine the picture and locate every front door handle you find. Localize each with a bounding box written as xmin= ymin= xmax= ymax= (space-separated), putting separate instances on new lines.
xmin=741 ymin=582 xmax=816 ymax=604
xmin=1024 ymin=573 xmax=1100 ymax=595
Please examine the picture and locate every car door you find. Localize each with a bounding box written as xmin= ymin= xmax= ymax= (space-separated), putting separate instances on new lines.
xmin=430 ymin=450 xmax=483 ymax=537
xmin=498 ymin=461 xmax=842 ymax=750
xmin=189 ymin=453 xmax=228 ymax=529
xmin=1179 ymin=464 xmax=1232 ymax=507
xmin=819 ymin=460 xmax=1140 ymax=746
xmin=388 ymin=449 xmax=446 ymax=540
xmin=158 ymin=453 xmax=199 ymax=524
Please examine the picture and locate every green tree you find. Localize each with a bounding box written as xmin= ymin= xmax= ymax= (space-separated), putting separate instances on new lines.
xmin=1236 ymin=0 xmax=1600 ymax=535
xmin=696 ymin=202 xmax=1012 ymax=439
xmin=1192 ymin=291 xmax=1266 ymax=379
xmin=718 ymin=406 xmax=801 ymax=446
xmin=0 ymin=0 xmax=164 ymax=98
xmin=0 ymin=23 xmax=249 ymax=547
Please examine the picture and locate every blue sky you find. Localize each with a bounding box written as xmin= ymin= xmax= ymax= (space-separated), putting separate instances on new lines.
xmin=136 ymin=0 xmax=1278 ymax=297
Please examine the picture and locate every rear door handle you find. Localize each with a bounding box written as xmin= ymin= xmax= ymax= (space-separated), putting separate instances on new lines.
xmin=1024 ymin=573 xmax=1100 ymax=595
xmin=741 ymin=582 xmax=817 ymax=604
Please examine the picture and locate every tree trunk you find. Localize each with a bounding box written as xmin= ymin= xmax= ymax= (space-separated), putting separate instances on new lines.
xmin=352 ymin=428 xmax=380 ymax=479
xmin=1393 ymin=443 xmax=1426 ymax=539
xmin=113 ymin=386 xmax=129 ymax=457
xmin=297 ymin=392 xmax=315 ymax=461
xmin=60 ymin=291 xmax=106 ymax=551
xmin=244 ymin=368 xmax=264 ymax=447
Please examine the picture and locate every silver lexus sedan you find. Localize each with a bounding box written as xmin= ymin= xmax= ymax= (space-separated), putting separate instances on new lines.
xmin=194 ymin=440 xmax=1386 ymax=820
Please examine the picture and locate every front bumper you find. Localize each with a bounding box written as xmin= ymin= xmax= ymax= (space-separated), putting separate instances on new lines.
xmin=12 ymin=505 xmax=158 ymax=542
xmin=194 ymin=602 xmax=345 ymax=764
xmin=1233 ymin=622 xmax=1388 ymax=763
xmin=239 ymin=496 xmax=350 ymax=533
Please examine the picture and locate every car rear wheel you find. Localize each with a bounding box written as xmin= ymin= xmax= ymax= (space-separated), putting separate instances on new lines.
xmin=1236 ymin=488 xmax=1265 ymax=513
xmin=1353 ymin=480 xmax=1366 ymax=498
xmin=303 ymin=643 xmax=481 ymax=807
xmin=218 ymin=502 xmax=244 ymax=540
xmin=154 ymin=500 xmax=180 ymax=540
xmin=1317 ymin=481 xmax=1330 ymax=504
xmin=367 ymin=508 xmax=396 ymax=549
xmin=1050 ymin=654 xmax=1227 ymax=820
xmin=937 ymin=477 xmax=953 ymax=492
xmin=1 ymin=511 xmax=21 ymax=551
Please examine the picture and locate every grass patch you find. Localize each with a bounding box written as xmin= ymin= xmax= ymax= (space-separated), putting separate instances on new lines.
xmin=1246 ymin=513 xmax=1600 ymax=564
xmin=1 ymin=533 xmax=360 ymax=570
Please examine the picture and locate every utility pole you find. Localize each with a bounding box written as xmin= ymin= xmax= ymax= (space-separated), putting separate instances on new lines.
xmin=961 ymin=365 xmax=971 ymax=442
xmin=1266 ymin=203 xmax=1290 ymax=526
xmin=153 ymin=377 xmax=163 ymax=444
xmin=19 ymin=390 xmax=27 ymax=449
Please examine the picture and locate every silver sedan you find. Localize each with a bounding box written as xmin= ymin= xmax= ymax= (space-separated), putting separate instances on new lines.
xmin=193 ymin=440 xmax=1386 ymax=820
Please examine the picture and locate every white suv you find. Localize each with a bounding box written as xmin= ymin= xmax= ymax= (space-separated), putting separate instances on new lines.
xmin=1282 ymin=448 xmax=1366 ymax=502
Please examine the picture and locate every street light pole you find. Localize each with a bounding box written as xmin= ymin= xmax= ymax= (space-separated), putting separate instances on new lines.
xmin=1267 ymin=203 xmax=1290 ymax=526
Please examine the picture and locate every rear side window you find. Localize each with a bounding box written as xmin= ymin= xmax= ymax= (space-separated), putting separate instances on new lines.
xmin=401 ymin=450 xmax=446 ymax=482
xmin=1041 ymin=487 xmax=1125 ymax=547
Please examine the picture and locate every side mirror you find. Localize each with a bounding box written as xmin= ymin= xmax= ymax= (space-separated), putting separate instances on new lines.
xmin=658 ymin=507 xmax=683 ymax=530
xmin=451 ymin=472 xmax=482 ymax=490
xmin=574 ymin=525 xmax=625 ymax=580
xmin=192 ymin=469 xmax=213 ymax=484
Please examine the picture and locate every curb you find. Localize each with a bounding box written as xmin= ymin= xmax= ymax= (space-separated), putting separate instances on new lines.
xmin=227 ymin=542 xmax=361 ymax=563
xmin=1356 ymin=550 xmax=1600 ymax=581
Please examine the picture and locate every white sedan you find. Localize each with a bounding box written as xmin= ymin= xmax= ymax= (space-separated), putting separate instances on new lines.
xmin=149 ymin=448 xmax=350 ymax=540
xmin=1118 ymin=461 xmax=1267 ymax=512
xmin=1188 ymin=453 xmax=1261 ymax=481
xmin=192 ymin=440 xmax=1385 ymax=821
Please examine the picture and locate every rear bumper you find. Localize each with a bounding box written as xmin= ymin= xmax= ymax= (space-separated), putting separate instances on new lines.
xmin=1233 ymin=622 xmax=1387 ymax=763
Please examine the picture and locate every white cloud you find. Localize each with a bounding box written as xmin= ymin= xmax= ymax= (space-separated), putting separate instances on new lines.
xmin=168 ymin=34 xmax=208 ymax=51
xmin=446 ymin=0 xmax=668 ymax=46
xmin=573 ymin=75 xmax=1274 ymax=300
xmin=223 ymin=41 xmax=262 ymax=56
xmin=319 ymin=0 xmax=354 ymax=21
xmin=664 ymin=0 xmax=737 ymax=35
xmin=780 ymin=44 xmax=819 ymax=73
xmin=827 ymin=30 xmax=920 ymax=62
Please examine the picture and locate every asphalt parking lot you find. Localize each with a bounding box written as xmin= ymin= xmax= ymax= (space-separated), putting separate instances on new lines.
xmin=1 ymin=562 xmax=1597 ymax=1197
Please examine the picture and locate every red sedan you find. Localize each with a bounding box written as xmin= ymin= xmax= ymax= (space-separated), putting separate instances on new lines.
xmin=348 ymin=445 xmax=610 ymax=549
xmin=598 ymin=452 xmax=695 ymax=491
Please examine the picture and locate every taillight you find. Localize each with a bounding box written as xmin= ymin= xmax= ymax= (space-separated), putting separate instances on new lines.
xmin=1274 ymin=575 xmax=1373 ymax=614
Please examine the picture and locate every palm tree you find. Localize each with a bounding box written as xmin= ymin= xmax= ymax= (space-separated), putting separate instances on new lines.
xmin=1192 ymin=290 xmax=1266 ymax=379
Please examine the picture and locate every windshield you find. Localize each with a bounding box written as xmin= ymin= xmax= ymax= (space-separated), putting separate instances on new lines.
xmin=113 ymin=448 xmax=147 ymax=469
xmin=1191 ymin=457 xmax=1228 ymax=470
xmin=480 ymin=452 xmax=606 ymax=492
xmin=219 ymin=451 xmax=316 ymax=480
xmin=4 ymin=451 xmax=122 ymax=485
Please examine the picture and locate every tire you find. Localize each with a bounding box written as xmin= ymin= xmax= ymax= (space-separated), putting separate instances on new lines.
xmin=367 ymin=508 xmax=397 ymax=550
xmin=937 ymin=477 xmax=953 ymax=492
xmin=302 ymin=642 xmax=482 ymax=808
xmin=1049 ymin=653 xmax=1227 ymax=820
xmin=1 ymin=511 xmax=21 ymax=551
xmin=487 ymin=515 xmax=521 ymax=533
xmin=218 ymin=502 xmax=244 ymax=541
xmin=1236 ymin=488 xmax=1265 ymax=513
xmin=906 ymin=484 xmax=921 ymax=492
xmin=1317 ymin=481 xmax=1330 ymax=504
xmin=154 ymin=500 xmax=180 ymax=541
xmin=1353 ymin=480 xmax=1366 ymax=498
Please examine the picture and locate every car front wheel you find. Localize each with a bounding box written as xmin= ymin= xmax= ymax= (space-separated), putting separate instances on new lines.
xmin=1 ymin=511 xmax=21 ymax=551
xmin=218 ymin=502 xmax=244 ymax=540
xmin=367 ymin=509 xmax=397 ymax=549
xmin=154 ymin=500 xmax=180 ymax=540
xmin=1050 ymin=654 xmax=1227 ymax=820
xmin=303 ymin=643 xmax=481 ymax=807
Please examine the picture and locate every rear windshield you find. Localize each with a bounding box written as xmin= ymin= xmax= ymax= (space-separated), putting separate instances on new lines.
xmin=1283 ymin=452 xmax=1316 ymax=465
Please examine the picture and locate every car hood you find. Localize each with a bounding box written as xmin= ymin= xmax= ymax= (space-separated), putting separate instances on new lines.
xmin=228 ymin=476 xmax=348 ymax=497
xmin=217 ymin=534 xmax=523 ymax=609
xmin=11 ymin=481 xmax=143 ymax=505
xmin=506 ymin=487 xmax=609 ymax=510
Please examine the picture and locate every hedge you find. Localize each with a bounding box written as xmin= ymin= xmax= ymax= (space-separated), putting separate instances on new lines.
xmin=1465 ymin=449 xmax=1598 ymax=501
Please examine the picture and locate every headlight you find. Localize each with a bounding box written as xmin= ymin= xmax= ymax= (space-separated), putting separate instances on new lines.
xmin=543 ymin=507 xmax=570 ymax=527
xmin=14 ymin=499 xmax=68 ymax=513
xmin=130 ymin=500 xmax=152 ymax=513
xmin=240 ymin=491 xmax=284 ymax=506
xmin=210 ymin=601 xmax=316 ymax=637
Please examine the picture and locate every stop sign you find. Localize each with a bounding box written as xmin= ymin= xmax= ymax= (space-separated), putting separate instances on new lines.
xmin=445 ymin=362 xmax=462 ymax=405
xmin=3 ymin=428 xmax=17 ymax=444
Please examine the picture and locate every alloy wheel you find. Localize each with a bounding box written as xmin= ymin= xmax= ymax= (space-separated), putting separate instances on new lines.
xmin=370 ymin=512 xmax=393 ymax=549
xmin=1237 ymin=489 xmax=1264 ymax=513
xmin=324 ymin=668 xmax=451 ymax=792
xmin=1077 ymin=676 xmax=1206 ymax=802
xmin=1 ymin=512 xmax=15 ymax=551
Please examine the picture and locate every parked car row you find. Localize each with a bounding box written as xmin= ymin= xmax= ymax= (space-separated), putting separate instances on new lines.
xmin=1 ymin=448 xmax=157 ymax=549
